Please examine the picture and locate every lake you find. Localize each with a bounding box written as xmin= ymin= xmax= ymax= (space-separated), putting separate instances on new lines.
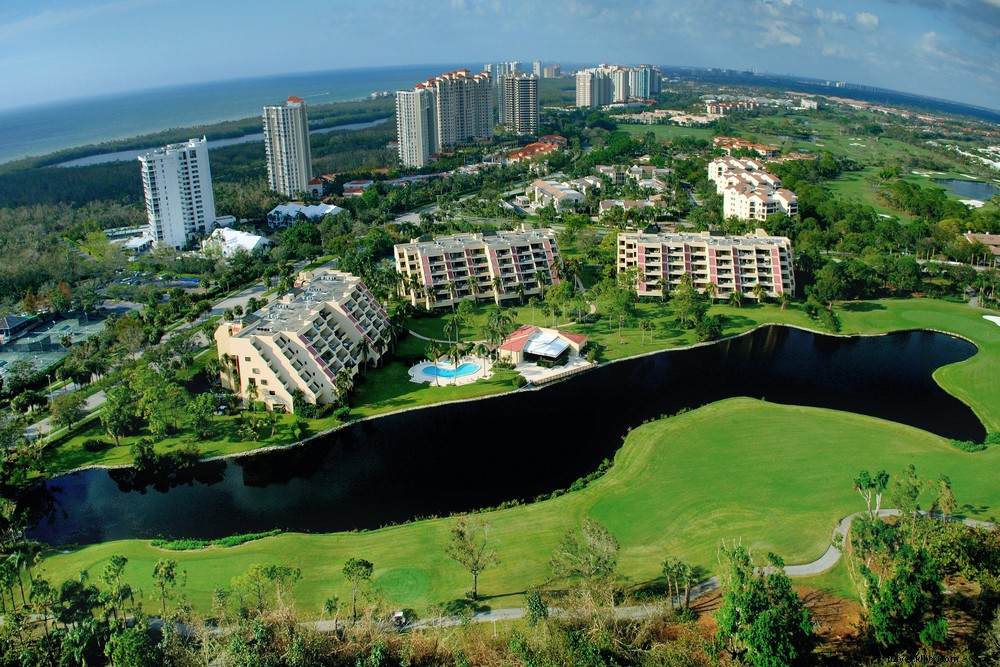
xmin=24 ymin=326 xmax=983 ymax=546
xmin=934 ymin=178 xmax=1000 ymax=201
xmin=55 ymin=118 xmax=391 ymax=168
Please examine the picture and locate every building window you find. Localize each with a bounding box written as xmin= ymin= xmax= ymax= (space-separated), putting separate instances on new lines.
xmin=252 ymin=368 xmax=260 ymax=375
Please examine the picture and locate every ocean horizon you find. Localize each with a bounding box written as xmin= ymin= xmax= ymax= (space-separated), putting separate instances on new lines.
xmin=0 ymin=63 xmax=465 ymax=165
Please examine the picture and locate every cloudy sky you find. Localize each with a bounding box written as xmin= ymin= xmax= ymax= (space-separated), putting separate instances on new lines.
xmin=1 ymin=0 xmax=998 ymax=112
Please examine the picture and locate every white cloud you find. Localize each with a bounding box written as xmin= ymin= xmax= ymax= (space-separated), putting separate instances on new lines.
xmin=855 ymin=12 xmax=880 ymax=31
xmin=0 ymin=0 xmax=162 ymax=42
xmin=756 ymin=19 xmax=802 ymax=47
xmin=815 ymin=8 xmax=846 ymax=25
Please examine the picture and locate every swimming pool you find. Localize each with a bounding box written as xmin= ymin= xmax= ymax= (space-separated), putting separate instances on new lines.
xmin=424 ymin=362 xmax=480 ymax=379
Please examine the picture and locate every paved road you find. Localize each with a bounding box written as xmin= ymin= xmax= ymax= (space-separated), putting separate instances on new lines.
xmin=24 ymin=389 xmax=106 ymax=441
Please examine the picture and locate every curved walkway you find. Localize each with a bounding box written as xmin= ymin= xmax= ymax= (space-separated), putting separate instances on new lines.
xmin=416 ymin=508 xmax=997 ymax=629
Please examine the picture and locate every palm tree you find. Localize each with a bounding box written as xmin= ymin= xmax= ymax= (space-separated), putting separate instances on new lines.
xmin=751 ymin=282 xmax=767 ymax=304
xmin=491 ymin=276 xmax=504 ymax=303
xmin=705 ymin=282 xmax=718 ymax=303
xmin=467 ymin=276 xmax=479 ymax=304
xmin=652 ymin=277 xmax=669 ymax=303
xmin=447 ymin=280 xmax=458 ymax=312
xmin=473 ymin=343 xmax=490 ymax=378
xmin=425 ymin=341 xmax=442 ymax=386
xmin=447 ymin=344 xmax=463 ymax=371
xmin=528 ymin=297 xmax=540 ymax=325
xmin=728 ymin=290 xmax=743 ymax=308
xmin=779 ymin=291 xmax=792 ymax=311
xmin=515 ymin=282 xmax=526 ymax=305
xmin=444 ymin=314 xmax=463 ymax=345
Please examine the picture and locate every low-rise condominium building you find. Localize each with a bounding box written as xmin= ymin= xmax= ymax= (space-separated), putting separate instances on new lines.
xmin=214 ymin=268 xmax=390 ymax=413
xmin=617 ymin=229 xmax=795 ymax=298
xmin=394 ymin=226 xmax=562 ymax=309
xmin=709 ymin=157 xmax=798 ymax=222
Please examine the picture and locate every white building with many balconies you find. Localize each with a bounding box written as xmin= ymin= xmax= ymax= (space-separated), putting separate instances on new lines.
xmin=138 ymin=137 xmax=216 ymax=251
xmin=394 ymin=226 xmax=562 ymax=309
xmin=214 ymin=268 xmax=390 ymax=412
xmin=617 ymin=229 xmax=795 ymax=298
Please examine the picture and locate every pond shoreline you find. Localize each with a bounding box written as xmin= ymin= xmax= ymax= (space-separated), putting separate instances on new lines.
xmin=49 ymin=320 xmax=982 ymax=478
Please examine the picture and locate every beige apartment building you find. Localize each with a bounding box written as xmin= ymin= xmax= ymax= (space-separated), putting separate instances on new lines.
xmin=394 ymin=226 xmax=562 ymax=309
xmin=617 ymin=229 xmax=795 ymax=298
xmin=214 ymin=268 xmax=390 ymax=413
xmin=709 ymin=157 xmax=798 ymax=222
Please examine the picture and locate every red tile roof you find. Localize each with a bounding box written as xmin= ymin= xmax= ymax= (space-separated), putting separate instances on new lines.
xmin=288 ymin=95 xmax=305 ymax=103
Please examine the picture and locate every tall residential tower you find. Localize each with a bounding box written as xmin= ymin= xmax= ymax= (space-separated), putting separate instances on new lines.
xmin=395 ymin=69 xmax=493 ymax=168
xmin=263 ymin=96 xmax=313 ymax=197
xmin=139 ymin=137 xmax=216 ymax=250
xmin=500 ymin=73 xmax=539 ymax=136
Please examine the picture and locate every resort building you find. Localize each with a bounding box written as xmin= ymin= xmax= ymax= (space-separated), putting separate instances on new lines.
xmin=263 ymin=96 xmax=314 ymax=198
xmin=498 ymin=325 xmax=588 ymax=366
xmin=201 ymin=228 xmax=268 ymax=257
xmin=709 ymin=157 xmax=798 ymax=222
xmin=394 ymin=226 xmax=562 ymax=309
xmin=267 ymin=202 xmax=345 ymax=228
xmin=529 ymin=179 xmax=584 ymax=212
xmin=214 ymin=268 xmax=390 ymax=413
xmin=617 ymin=229 xmax=795 ymax=298
xmin=713 ymin=136 xmax=779 ymax=158
xmin=396 ymin=69 xmax=494 ymax=168
xmin=0 ymin=315 xmax=40 ymax=344
xmin=500 ymin=73 xmax=539 ymax=136
xmin=138 ymin=137 xmax=217 ymax=250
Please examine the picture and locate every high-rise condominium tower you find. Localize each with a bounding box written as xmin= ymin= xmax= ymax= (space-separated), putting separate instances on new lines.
xmin=139 ymin=137 xmax=216 ymax=250
xmin=395 ymin=88 xmax=436 ymax=168
xmin=501 ymin=73 xmax=539 ymax=136
xmin=263 ymin=96 xmax=313 ymax=198
xmin=395 ymin=69 xmax=493 ymax=168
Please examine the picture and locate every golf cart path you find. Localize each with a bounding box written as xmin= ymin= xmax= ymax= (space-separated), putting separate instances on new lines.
xmin=412 ymin=508 xmax=996 ymax=629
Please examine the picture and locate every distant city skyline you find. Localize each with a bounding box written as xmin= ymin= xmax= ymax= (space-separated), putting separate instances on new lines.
xmin=1 ymin=0 xmax=999 ymax=113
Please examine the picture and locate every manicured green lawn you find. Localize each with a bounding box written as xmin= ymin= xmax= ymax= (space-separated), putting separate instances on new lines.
xmin=617 ymin=123 xmax=716 ymax=142
xmin=40 ymin=398 xmax=1000 ymax=617
xmin=406 ymin=301 xmax=529 ymax=342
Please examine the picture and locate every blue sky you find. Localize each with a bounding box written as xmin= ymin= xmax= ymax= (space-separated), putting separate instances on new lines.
xmin=1 ymin=0 xmax=999 ymax=112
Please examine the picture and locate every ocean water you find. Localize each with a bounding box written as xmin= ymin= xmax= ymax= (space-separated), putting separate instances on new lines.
xmin=0 ymin=63 xmax=462 ymax=165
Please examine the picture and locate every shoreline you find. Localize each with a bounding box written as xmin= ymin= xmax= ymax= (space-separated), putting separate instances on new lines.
xmin=48 ymin=320 xmax=984 ymax=479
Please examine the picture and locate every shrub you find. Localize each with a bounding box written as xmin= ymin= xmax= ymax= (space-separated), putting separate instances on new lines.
xmin=985 ymin=432 xmax=1000 ymax=445
xmin=949 ymin=439 xmax=987 ymax=452
xmin=525 ymin=590 xmax=548 ymax=627
xmin=333 ymin=406 xmax=351 ymax=421
xmin=82 ymin=438 xmax=111 ymax=452
xmin=512 ymin=375 xmax=527 ymax=388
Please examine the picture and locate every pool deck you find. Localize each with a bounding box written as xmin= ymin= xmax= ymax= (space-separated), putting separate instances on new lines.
xmin=409 ymin=356 xmax=494 ymax=386
xmin=516 ymin=356 xmax=595 ymax=385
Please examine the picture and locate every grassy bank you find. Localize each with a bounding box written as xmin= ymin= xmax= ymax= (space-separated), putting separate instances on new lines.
xmin=39 ymin=398 xmax=1000 ymax=616
xmin=37 ymin=297 xmax=1000 ymax=473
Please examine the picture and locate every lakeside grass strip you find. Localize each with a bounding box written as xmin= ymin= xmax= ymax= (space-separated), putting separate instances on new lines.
xmin=150 ymin=529 xmax=282 ymax=551
xmin=40 ymin=397 xmax=1000 ymax=617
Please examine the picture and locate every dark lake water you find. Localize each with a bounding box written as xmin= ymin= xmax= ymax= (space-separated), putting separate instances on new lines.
xmin=934 ymin=178 xmax=1000 ymax=201
xmin=25 ymin=326 xmax=983 ymax=546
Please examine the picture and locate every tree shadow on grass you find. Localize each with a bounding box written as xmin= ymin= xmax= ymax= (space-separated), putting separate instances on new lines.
xmin=723 ymin=314 xmax=756 ymax=330
xmin=442 ymin=598 xmax=491 ymax=616
xmin=839 ymin=301 xmax=887 ymax=313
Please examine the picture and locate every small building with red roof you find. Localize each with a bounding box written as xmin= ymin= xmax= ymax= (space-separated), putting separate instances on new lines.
xmin=498 ymin=325 xmax=588 ymax=366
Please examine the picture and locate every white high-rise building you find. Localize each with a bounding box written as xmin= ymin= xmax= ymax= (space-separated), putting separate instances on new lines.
xmin=139 ymin=137 xmax=216 ymax=251
xmin=396 ymin=69 xmax=493 ymax=168
xmin=533 ymin=60 xmax=542 ymax=77
xmin=395 ymin=88 xmax=436 ymax=168
xmin=575 ymin=68 xmax=613 ymax=107
xmin=611 ymin=68 xmax=630 ymax=102
xmin=500 ymin=73 xmax=538 ymax=136
xmin=263 ymin=96 xmax=313 ymax=198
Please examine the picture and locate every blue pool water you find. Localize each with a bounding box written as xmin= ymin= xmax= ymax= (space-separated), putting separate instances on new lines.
xmin=425 ymin=362 xmax=480 ymax=379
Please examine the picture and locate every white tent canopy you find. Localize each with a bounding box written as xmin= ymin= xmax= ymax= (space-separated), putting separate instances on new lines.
xmin=523 ymin=331 xmax=570 ymax=358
